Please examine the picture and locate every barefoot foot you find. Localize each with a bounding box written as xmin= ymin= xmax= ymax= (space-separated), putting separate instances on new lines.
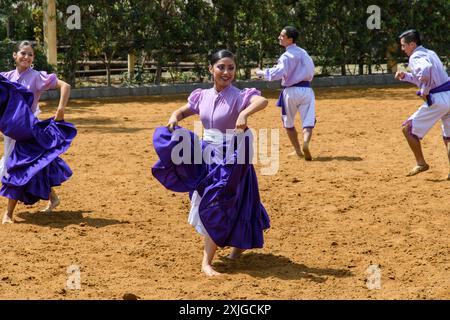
xmin=40 ymin=195 xmax=61 ymax=213
xmin=2 ymin=212 xmax=13 ymax=224
xmin=302 ymin=144 xmax=312 ymax=161
xmin=287 ymin=150 xmax=303 ymax=158
xmin=406 ymin=164 xmax=429 ymax=177
xmin=202 ymin=264 xmax=221 ymax=276
xmin=228 ymin=248 xmax=246 ymax=260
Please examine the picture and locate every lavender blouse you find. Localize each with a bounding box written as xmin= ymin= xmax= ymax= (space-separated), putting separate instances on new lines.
xmin=187 ymin=85 xmax=260 ymax=133
xmin=0 ymin=68 xmax=58 ymax=113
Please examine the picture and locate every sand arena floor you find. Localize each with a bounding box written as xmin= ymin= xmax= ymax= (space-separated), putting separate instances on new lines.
xmin=0 ymin=85 xmax=449 ymax=299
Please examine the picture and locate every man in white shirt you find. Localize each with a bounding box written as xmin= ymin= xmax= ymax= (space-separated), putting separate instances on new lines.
xmin=395 ymin=29 xmax=450 ymax=179
xmin=256 ymin=26 xmax=316 ymax=160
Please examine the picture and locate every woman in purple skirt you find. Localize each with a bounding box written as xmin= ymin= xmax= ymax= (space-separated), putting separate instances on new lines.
xmin=0 ymin=41 xmax=76 ymax=224
xmin=152 ymin=50 xmax=270 ymax=276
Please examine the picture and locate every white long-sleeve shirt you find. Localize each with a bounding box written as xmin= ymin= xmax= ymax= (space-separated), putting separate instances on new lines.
xmin=259 ymin=44 xmax=314 ymax=87
xmin=401 ymin=46 xmax=449 ymax=95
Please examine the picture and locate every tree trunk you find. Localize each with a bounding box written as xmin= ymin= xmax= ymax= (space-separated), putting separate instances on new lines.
xmin=258 ymin=36 xmax=263 ymax=69
xmin=155 ymin=64 xmax=162 ymax=85
xmin=106 ymin=62 xmax=111 ymax=86
xmin=386 ymin=44 xmax=398 ymax=73
xmin=223 ymin=3 xmax=236 ymax=53
xmin=359 ymin=63 xmax=364 ymax=75
xmin=6 ymin=17 xmax=11 ymax=38
xmin=341 ymin=64 xmax=346 ymax=76
xmin=245 ymin=67 xmax=251 ymax=80
xmin=68 ymin=62 xmax=77 ymax=87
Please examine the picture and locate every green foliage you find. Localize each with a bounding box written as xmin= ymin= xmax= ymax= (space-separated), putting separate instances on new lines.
xmin=0 ymin=40 xmax=15 ymax=71
xmin=0 ymin=0 xmax=37 ymax=41
xmin=120 ymin=52 xmax=155 ymax=86
xmin=2 ymin=0 xmax=448 ymax=83
xmin=33 ymin=45 xmax=54 ymax=72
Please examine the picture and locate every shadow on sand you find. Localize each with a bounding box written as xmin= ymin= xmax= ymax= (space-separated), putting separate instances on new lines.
xmin=217 ymin=252 xmax=353 ymax=282
xmin=313 ymin=156 xmax=363 ymax=162
xmin=425 ymin=178 xmax=450 ymax=183
xmin=15 ymin=210 xmax=127 ymax=228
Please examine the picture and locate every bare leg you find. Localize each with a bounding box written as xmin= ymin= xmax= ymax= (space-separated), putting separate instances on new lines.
xmin=402 ymin=124 xmax=429 ymax=175
xmin=2 ymin=199 xmax=18 ymax=224
xmin=40 ymin=188 xmax=60 ymax=213
xmin=201 ymin=234 xmax=221 ymax=276
xmin=285 ymin=127 xmax=303 ymax=157
xmin=228 ymin=248 xmax=245 ymax=260
xmin=302 ymin=128 xmax=313 ymax=161
xmin=445 ymin=139 xmax=450 ymax=180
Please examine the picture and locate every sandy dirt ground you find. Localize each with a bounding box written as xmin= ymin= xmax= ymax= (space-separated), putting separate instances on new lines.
xmin=0 ymin=85 xmax=449 ymax=300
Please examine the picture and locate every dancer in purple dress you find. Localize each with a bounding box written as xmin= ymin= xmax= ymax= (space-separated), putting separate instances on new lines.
xmin=0 ymin=41 xmax=76 ymax=224
xmin=152 ymin=50 xmax=270 ymax=276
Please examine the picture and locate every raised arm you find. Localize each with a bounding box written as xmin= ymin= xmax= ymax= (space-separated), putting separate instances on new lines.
xmin=256 ymin=55 xmax=288 ymax=81
xmin=54 ymin=79 xmax=71 ymax=121
xmin=397 ymin=55 xmax=433 ymax=96
xmin=398 ymin=71 xmax=422 ymax=87
xmin=167 ymin=103 xmax=197 ymax=132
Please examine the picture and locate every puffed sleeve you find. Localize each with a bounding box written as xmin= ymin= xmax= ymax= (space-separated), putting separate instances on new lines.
xmin=187 ymin=88 xmax=203 ymax=114
xmin=36 ymin=71 xmax=58 ymax=92
xmin=239 ymin=88 xmax=261 ymax=111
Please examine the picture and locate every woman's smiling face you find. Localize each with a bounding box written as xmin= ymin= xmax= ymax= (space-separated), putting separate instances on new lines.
xmin=13 ymin=45 xmax=35 ymax=71
xmin=209 ymin=57 xmax=235 ymax=91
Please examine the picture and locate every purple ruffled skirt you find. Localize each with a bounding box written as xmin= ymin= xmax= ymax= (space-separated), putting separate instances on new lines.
xmin=152 ymin=126 xmax=270 ymax=249
xmin=0 ymin=75 xmax=77 ymax=205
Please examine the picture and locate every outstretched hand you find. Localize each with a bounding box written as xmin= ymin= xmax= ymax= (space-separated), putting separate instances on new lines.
xmin=255 ymin=69 xmax=265 ymax=79
xmin=394 ymin=71 xmax=406 ymax=80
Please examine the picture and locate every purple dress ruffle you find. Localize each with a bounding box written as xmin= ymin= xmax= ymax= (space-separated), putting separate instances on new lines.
xmin=0 ymin=75 xmax=77 ymax=205
xmin=152 ymin=126 xmax=270 ymax=249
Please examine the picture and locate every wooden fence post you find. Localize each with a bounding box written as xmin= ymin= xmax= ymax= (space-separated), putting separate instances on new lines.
xmin=128 ymin=52 xmax=136 ymax=79
xmin=43 ymin=0 xmax=58 ymax=66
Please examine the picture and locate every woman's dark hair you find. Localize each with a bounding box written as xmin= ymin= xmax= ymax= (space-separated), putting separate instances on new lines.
xmin=283 ymin=26 xmax=299 ymax=43
xmin=209 ymin=49 xmax=235 ymax=65
xmin=399 ymin=29 xmax=421 ymax=46
xmin=15 ymin=40 xmax=35 ymax=53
